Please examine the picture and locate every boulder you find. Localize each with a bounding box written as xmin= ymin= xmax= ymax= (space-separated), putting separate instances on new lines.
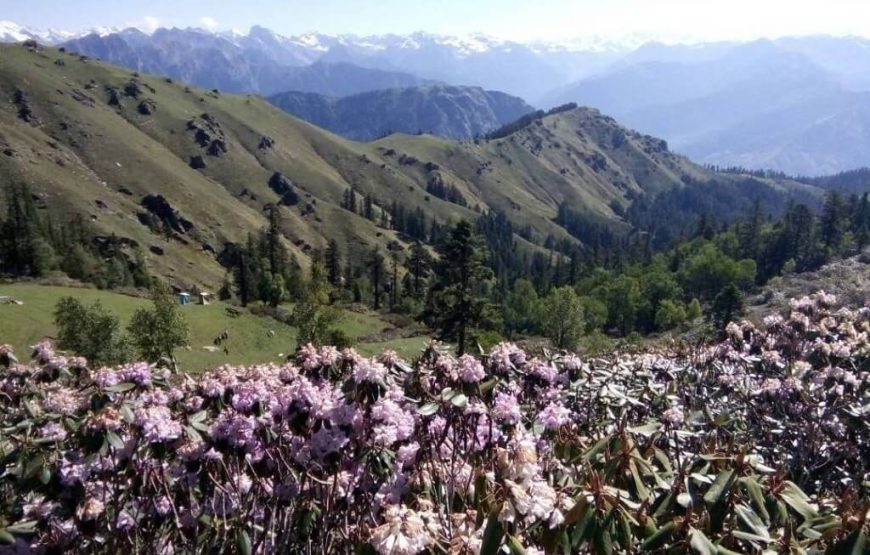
xmin=268 ymin=172 xmax=294 ymax=195
xmin=207 ymin=139 xmax=227 ymax=157
xmin=123 ymin=80 xmax=142 ymax=99
xmin=193 ymin=129 xmax=210 ymax=146
xmin=141 ymin=194 xmax=194 ymax=234
xmin=137 ymin=99 xmax=156 ymax=115
xmin=189 ymin=155 xmax=206 ymax=170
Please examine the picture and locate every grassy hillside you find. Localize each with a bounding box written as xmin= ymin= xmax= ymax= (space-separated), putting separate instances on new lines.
xmin=267 ymin=85 xmax=534 ymax=140
xmin=0 ymin=43 xmax=826 ymax=293
xmin=0 ymin=283 xmax=432 ymax=370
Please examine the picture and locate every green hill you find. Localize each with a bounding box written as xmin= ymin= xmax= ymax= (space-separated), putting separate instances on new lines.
xmin=0 ymin=43 xmax=824 ymax=291
xmin=0 ymin=283 xmax=432 ymax=370
xmin=267 ymin=85 xmax=534 ymax=140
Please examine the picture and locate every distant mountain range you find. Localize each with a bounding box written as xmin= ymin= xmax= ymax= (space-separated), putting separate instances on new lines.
xmin=3 ymin=22 xmax=870 ymax=173
xmin=544 ymin=39 xmax=870 ymax=175
xmin=59 ymin=28 xmax=435 ymax=96
xmin=268 ymin=86 xmax=534 ymax=140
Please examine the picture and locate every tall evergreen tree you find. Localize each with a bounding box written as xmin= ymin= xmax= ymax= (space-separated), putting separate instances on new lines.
xmin=820 ymin=191 xmax=847 ymax=253
xmin=368 ymin=247 xmax=386 ymax=310
xmin=738 ymin=198 xmax=763 ymax=261
xmin=325 ymin=239 xmax=342 ymax=287
xmin=405 ymin=242 xmax=432 ymax=299
xmin=423 ymin=220 xmax=495 ymax=354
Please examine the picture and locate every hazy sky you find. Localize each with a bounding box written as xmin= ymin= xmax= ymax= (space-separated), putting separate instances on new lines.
xmin=5 ymin=0 xmax=870 ymax=42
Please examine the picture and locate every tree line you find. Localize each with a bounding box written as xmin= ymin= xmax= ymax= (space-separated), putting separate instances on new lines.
xmin=0 ymin=182 xmax=151 ymax=289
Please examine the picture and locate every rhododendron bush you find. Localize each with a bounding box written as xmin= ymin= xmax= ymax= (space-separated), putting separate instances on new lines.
xmin=0 ymin=292 xmax=867 ymax=554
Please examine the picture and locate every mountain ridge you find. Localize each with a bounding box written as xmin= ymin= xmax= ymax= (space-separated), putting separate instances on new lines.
xmin=0 ymin=43 xmax=827 ymax=290
xmin=267 ymin=85 xmax=535 ymax=140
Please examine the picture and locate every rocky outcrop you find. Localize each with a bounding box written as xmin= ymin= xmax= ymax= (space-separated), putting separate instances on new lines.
xmin=139 ymin=194 xmax=194 ymax=234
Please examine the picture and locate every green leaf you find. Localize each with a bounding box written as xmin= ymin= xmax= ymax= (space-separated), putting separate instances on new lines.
xmin=418 ymin=403 xmax=439 ymax=416
xmin=478 ymin=378 xmax=497 ymax=394
xmin=5 ymin=520 xmax=37 ymax=535
xmin=739 ymin=477 xmax=770 ymax=525
xmin=630 ymin=460 xmax=650 ymax=501
xmin=106 ymin=430 xmax=125 ymax=449
xmin=479 ymin=512 xmax=504 ymax=555
xmin=704 ymin=469 xmax=736 ymax=532
xmin=507 ymin=535 xmax=529 ymax=555
xmin=0 ymin=531 xmax=14 ymax=545
xmin=641 ymin=521 xmax=675 ymax=551
xmin=688 ymin=527 xmax=717 ymax=555
xmin=235 ymin=529 xmax=252 ymax=555
xmin=629 ymin=421 xmax=661 ymax=435
xmin=703 ymin=469 xmax=736 ymax=507
xmin=827 ymin=528 xmax=866 ymax=555
xmin=734 ymin=504 xmax=771 ymax=542
xmin=779 ymin=481 xmax=818 ymax=520
xmin=105 ymin=382 xmax=136 ymax=393
xmin=120 ymin=404 xmax=135 ymax=424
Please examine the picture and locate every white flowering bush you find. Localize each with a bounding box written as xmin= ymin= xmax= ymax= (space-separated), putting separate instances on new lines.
xmin=0 ymin=291 xmax=866 ymax=553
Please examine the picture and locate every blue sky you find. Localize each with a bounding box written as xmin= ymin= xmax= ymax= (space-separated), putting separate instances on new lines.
xmin=4 ymin=0 xmax=870 ymax=41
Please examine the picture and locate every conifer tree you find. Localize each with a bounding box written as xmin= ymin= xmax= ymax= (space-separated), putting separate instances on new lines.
xmin=424 ymin=220 xmax=495 ymax=355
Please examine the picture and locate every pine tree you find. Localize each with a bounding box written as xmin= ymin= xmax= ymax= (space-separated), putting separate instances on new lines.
xmin=423 ymin=220 xmax=495 ymax=355
xmin=234 ymin=248 xmax=256 ymax=307
xmin=264 ymin=205 xmax=287 ymax=277
xmin=325 ymin=239 xmax=342 ymax=287
xmin=820 ymin=191 xmax=847 ymax=253
xmin=711 ymin=283 xmax=743 ymax=332
xmin=368 ymin=247 xmax=386 ymax=310
xmin=364 ymin=194 xmax=374 ymax=221
xmin=390 ymin=251 xmax=399 ymax=309
xmin=405 ymin=242 xmax=431 ymax=299
xmin=853 ymin=193 xmax=870 ymax=249
xmin=738 ymin=198 xmax=763 ymax=261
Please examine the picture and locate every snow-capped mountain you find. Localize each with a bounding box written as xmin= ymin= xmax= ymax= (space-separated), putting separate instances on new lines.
xmin=0 ymin=20 xmax=87 ymax=45
xmin=0 ymin=21 xmax=631 ymax=98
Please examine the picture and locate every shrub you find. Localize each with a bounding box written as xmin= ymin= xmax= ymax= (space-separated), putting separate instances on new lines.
xmin=53 ymin=297 xmax=131 ymax=366
xmin=0 ymin=291 xmax=864 ymax=553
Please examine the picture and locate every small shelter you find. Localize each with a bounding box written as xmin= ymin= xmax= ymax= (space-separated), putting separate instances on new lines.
xmin=198 ymin=291 xmax=211 ymax=305
xmin=178 ymin=292 xmax=192 ymax=305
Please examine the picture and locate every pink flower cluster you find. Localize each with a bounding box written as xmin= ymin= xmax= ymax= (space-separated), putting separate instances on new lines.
xmin=0 ymin=291 xmax=865 ymax=554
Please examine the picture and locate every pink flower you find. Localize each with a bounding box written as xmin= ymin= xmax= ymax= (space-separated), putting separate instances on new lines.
xmin=536 ymin=402 xmax=571 ymax=431
xmin=135 ymin=405 xmax=182 ymax=443
xmin=457 ymin=354 xmax=486 ymax=383
xmin=353 ymin=358 xmax=387 ymax=385
xmin=661 ymin=406 xmax=684 ymax=426
xmin=492 ymin=392 xmax=521 ymax=425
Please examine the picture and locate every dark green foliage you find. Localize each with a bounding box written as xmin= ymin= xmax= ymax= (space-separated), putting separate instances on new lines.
xmin=228 ymin=208 xmax=300 ymax=307
xmin=503 ymin=279 xmax=539 ymax=338
xmin=425 ymin=177 xmax=467 ymax=207
xmin=423 ymin=220 xmax=497 ymax=354
xmin=0 ymin=182 xmax=149 ymax=288
xmin=626 ymin=177 xmax=816 ymax=250
xmin=293 ymin=262 xmax=342 ymax=347
xmin=404 ymin=242 xmax=432 ymax=300
xmin=820 ymin=191 xmax=847 ymax=253
xmin=127 ymin=283 xmax=190 ymax=364
xmin=325 ymin=239 xmax=342 ymax=287
xmin=485 ymin=103 xmax=578 ymax=140
xmin=540 ymin=286 xmax=584 ymax=350
xmin=53 ymin=297 xmax=131 ymax=366
xmin=711 ymin=284 xmax=743 ymax=331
